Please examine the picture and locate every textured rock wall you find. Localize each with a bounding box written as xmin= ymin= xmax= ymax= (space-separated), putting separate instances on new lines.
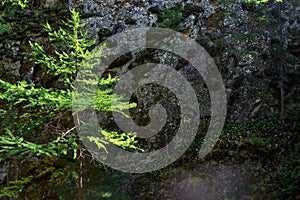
xmin=0 ymin=1 xmax=299 ymax=199
xmin=0 ymin=0 xmax=299 ymax=123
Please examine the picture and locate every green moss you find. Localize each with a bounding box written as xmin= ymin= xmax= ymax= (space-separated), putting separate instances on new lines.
xmin=0 ymin=22 xmax=13 ymax=35
xmin=254 ymin=152 xmax=300 ymax=198
xmin=157 ymin=7 xmax=185 ymax=31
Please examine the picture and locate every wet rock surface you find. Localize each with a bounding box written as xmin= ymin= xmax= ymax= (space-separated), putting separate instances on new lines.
xmin=165 ymin=161 xmax=262 ymax=200
xmin=124 ymin=157 xmax=264 ymax=200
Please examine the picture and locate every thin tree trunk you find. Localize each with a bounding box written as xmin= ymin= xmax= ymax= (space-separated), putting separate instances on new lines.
xmin=78 ymin=147 xmax=83 ymax=200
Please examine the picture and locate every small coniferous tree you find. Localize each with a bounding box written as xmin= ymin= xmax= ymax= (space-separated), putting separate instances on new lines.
xmin=1 ymin=0 xmax=27 ymax=8
xmin=0 ymin=8 xmax=137 ymax=198
xmin=244 ymin=0 xmax=282 ymax=3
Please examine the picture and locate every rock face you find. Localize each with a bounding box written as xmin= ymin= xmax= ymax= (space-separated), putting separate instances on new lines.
xmin=1 ymin=0 xmax=299 ymax=123
xmin=0 ymin=4 xmax=71 ymax=83
xmin=0 ymin=0 xmax=299 ymax=199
